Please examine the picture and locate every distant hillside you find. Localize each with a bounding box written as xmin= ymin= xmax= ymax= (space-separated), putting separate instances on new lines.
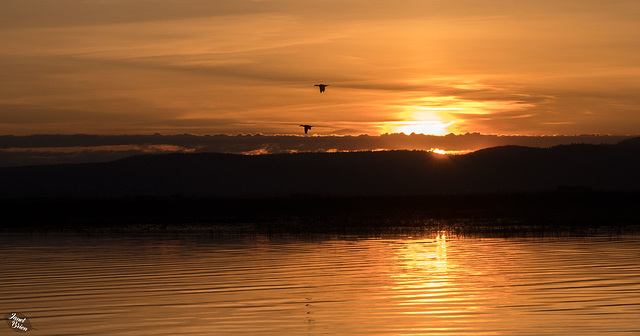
xmin=1 ymin=140 xmax=639 ymax=198
xmin=0 ymin=133 xmax=635 ymax=167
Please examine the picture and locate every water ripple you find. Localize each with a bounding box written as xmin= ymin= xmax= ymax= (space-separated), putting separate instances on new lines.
xmin=1 ymin=235 xmax=640 ymax=335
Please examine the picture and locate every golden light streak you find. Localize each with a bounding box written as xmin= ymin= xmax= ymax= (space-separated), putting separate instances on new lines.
xmin=431 ymin=148 xmax=447 ymax=155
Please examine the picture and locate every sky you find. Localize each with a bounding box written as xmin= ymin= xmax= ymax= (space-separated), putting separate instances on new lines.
xmin=1 ymin=0 xmax=640 ymax=136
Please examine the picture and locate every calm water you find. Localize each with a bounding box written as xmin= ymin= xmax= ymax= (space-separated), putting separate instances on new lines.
xmin=1 ymin=233 xmax=640 ymax=335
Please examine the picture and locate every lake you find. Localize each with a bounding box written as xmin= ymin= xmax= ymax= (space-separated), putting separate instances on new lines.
xmin=2 ymin=232 xmax=640 ymax=335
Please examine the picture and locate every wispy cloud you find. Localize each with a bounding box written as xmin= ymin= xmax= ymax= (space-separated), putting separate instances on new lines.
xmin=1 ymin=0 xmax=639 ymax=135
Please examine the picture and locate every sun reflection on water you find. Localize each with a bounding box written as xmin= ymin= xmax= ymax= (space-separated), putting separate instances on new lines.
xmin=392 ymin=232 xmax=449 ymax=287
xmin=390 ymin=232 xmax=488 ymax=319
xmin=3 ymin=234 xmax=639 ymax=335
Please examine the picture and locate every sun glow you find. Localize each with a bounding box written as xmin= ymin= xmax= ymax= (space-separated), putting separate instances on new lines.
xmin=385 ymin=103 xmax=459 ymax=135
xmin=392 ymin=120 xmax=456 ymax=135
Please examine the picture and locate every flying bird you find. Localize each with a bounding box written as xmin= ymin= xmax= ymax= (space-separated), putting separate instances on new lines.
xmin=314 ymin=84 xmax=329 ymax=93
xmin=300 ymin=124 xmax=313 ymax=134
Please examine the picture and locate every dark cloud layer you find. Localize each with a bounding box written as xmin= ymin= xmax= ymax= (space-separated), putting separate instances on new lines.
xmin=0 ymin=133 xmax=633 ymax=167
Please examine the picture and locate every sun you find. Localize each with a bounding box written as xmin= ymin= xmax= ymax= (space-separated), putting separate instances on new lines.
xmin=384 ymin=104 xmax=459 ymax=135
xmin=431 ymin=148 xmax=447 ymax=155
xmin=393 ymin=120 xmax=456 ymax=135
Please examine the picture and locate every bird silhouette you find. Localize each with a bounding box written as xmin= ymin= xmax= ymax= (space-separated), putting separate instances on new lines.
xmin=314 ymin=84 xmax=329 ymax=93
xmin=300 ymin=124 xmax=313 ymax=134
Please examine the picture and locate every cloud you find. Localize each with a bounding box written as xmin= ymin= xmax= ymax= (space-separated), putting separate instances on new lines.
xmin=1 ymin=1 xmax=640 ymax=136
xmin=0 ymin=0 xmax=277 ymax=29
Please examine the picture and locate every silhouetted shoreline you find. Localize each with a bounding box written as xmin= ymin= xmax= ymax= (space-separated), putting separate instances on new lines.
xmin=2 ymin=140 xmax=639 ymax=236
xmin=1 ymin=140 xmax=640 ymax=198
xmin=3 ymin=191 xmax=639 ymax=236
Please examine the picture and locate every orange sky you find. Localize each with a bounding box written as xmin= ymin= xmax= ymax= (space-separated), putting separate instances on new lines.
xmin=1 ymin=0 xmax=640 ymax=136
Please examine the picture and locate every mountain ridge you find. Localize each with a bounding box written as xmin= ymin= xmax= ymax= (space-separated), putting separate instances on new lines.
xmin=1 ymin=141 xmax=639 ymax=198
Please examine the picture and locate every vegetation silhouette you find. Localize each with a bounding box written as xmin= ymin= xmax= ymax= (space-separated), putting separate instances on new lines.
xmin=2 ymin=139 xmax=640 ymax=233
xmin=2 ymin=192 xmax=639 ymax=235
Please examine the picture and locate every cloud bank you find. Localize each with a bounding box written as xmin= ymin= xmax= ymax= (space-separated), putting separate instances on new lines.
xmin=0 ymin=133 xmax=633 ymax=167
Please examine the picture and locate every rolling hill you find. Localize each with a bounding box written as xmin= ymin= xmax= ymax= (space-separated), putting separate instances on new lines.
xmin=1 ymin=140 xmax=639 ymax=198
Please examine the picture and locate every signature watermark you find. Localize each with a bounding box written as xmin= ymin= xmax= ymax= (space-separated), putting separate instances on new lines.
xmin=4 ymin=313 xmax=35 ymax=333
